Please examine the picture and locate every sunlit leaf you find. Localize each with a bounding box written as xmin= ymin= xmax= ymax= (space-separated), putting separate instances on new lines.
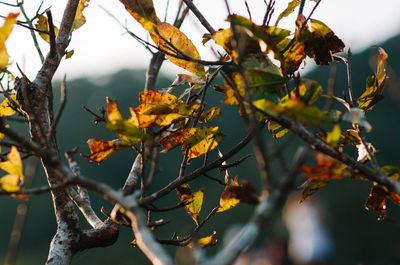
xmin=326 ymin=124 xmax=341 ymax=147
xmin=187 ymin=231 xmax=217 ymax=248
xmin=338 ymin=129 xmax=360 ymax=146
xmin=35 ymin=15 xmax=59 ymax=43
xmin=198 ymin=107 xmax=221 ymax=123
xmin=105 ymin=98 xmax=146 ymax=143
xmin=268 ymin=120 xmax=288 ymax=139
xmin=275 ymin=0 xmax=301 ymax=26
xmin=356 ymin=142 xmax=376 ymax=163
xmin=81 ymin=138 xmax=130 ymax=163
xmin=282 ymin=41 xmax=306 ymax=74
xmin=0 ymin=12 xmax=19 ymax=68
xmin=133 ymin=91 xmax=195 ymax=128
xmin=72 ymin=0 xmax=90 ymax=30
xmin=170 ymin=74 xmax=203 ymax=88
xmin=217 ymin=176 xmax=259 ymax=212
xmin=0 ymin=94 xmax=17 ymax=117
xmin=0 ymin=146 xmax=23 ymax=192
xmin=151 ymin=22 xmax=206 ymax=78
xmin=357 ymin=48 xmax=388 ymax=111
xmin=160 ymin=126 xmax=223 ymax=163
xmin=120 ymin=0 xmax=158 ymax=34
xmin=176 ymin=184 xmax=204 ymax=225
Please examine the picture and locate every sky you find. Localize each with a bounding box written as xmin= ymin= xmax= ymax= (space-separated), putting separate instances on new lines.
xmin=2 ymin=0 xmax=400 ymax=81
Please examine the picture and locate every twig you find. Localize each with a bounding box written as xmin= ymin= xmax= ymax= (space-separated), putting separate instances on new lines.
xmin=19 ymin=4 xmax=44 ymax=62
xmin=262 ymin=0 xmax=275 ymax=26
xmin=203 ymin=173 xmax=226 ymax=186
xmin=182 ymin=0 xmax=216 ymax=35
xmin=47 ymin=75 xmax=67 ymax=141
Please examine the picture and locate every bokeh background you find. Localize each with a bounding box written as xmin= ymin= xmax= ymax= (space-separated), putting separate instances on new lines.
xmin=1 ymin=1 xmax=400 ymax=264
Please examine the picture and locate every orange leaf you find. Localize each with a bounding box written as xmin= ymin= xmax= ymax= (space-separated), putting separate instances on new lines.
xmin=81 ymin=138 xmax=129 ymax=163
xmin=187 ymin=231 xmax=217 ymax=248
xmin=217 ymin=176 xmax=259 ymax=212
xmin=300 ymin=153 xmax=349 ymax=180
xmin=151 ymin=22 xmax=206 ymax=78
xmin=176 ymin=184 xmax=204 ymax=225
xmin=159 ymin=126 xmax=223 ymax=163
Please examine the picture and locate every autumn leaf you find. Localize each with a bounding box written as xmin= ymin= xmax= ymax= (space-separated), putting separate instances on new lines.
xmin=0 ymin=94 xmax=17 ymax=117
xmin=217 ymin=176 xmax=259 ymax=212
xmin=282 ymin=41 xmax=306 ymax=75
xmin=299 ymin=179 xmax=329 ymax=203
xmin=364 ymin=166 xmax=400 ymax=220
xmin=151 ymin=22 xmax=206 ymax=79
xmin=0 ymin=146 xmax=24 ymax=192
xmin=275 ymin=0 xmax=301 ymax=26
xmin=176 ymin=184 xmax=204 ymax=225
xmin=0 ymin=12 xmax=19 ymax=69
xmin=133 ymin=91 xmax=196 ymax=128
xmin=268 ymin=120 xmax=288 ymax=139
xmin=120 ymin=0 xmax=158 ymax=34
xmin=357 ymin=48 xmax=388 ymax=111
xmin=326 ymin=124 xmax=341 ymax=147
xmin=72 ymin=0 xmax=90 ymax=30
xmin=160 ymin=126 xmax=223 ymax=163
xmin=187 ymin=231 xmax=217 ymax=248
xmin=35 ymin=15 xmax=59 ymax=43
xmin=105 ymin=98 xmax=146 ymax=143
xmin=81 ymin=138 xmax=131 ymax=163
xmin=170 ymin=74 xmax=203 ymax=88
xmin=301 ymin=153 xmax=349 ymax=180
xmin=302 ymin=19 xmax=345 ymax=65
xmin=198 ymin=107 xmax=221 ymax=123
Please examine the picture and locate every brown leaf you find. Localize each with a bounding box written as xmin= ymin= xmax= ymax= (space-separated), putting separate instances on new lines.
xmin=365 ymin=185 xmax=387 ymax=220
xmin=217 ymin=176 xmax=258 ymax=212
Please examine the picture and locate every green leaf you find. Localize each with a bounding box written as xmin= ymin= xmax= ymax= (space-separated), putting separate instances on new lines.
xmin=176 ymin=184 xmax=204 ymax=225
xmin=275 ymin=0 xmax=302 ymax=26
xmin=299 ymin=179 xmax=329 ymax=203
xmin=268 ymin=120 xmax=288 ymax=139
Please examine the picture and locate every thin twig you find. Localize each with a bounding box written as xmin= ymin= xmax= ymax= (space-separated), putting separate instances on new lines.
xmin=182 ymin=0 xmax=216 ymax=35
xmin=47 ymin=75 xmax=66 ymax=141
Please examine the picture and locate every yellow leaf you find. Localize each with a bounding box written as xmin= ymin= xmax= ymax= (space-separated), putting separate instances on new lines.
xmin=217 ymin=176 xmax=259 ymax=212
xmin=187 ymin=231 xmax=217 ymax=248
xmin=35 ymin=15 xmax=59 ymax=43
xmin=326 ymin=124 xmax=341 ymax=147
xmin=198 ymin=107 xmax=221 ymax=123
xmin=151 ymin=22 xmax=206 ymax=79
xmin=176 ymin=184 xmax=204 ymax=225
xmin=133 ymin=91 xmax=195 ymax=128
xmin=0 ymin=94 xmax=16 ymax=117
xmin=65 ymin=50 xmax=74 ymax=59
xmin=0 ymin=146 xmax=23 ymax=192
xmin=0 ymin=12 xmax=19 ymax=68
xmin=159 ymin=126 xmax=223 ymax=163
xmin=81 ymin=138 xmax=130 ymax=163
xmin=120 ymin=0 xmax=158 ymax=34
xmin=72 ymin=0 xmax=90 ymax=30
xmin=0 ymin=174 xmax=20 ymax=192
xmin=105 ymin=98 xmax=146 ymax=142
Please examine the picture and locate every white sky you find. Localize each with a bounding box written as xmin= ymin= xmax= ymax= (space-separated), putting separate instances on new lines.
xmin=2 ymin=0 xmax=400 ymax=81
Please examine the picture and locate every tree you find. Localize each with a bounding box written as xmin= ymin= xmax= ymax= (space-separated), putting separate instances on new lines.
xmin=0 ymin=0 xmax=399 ymax=264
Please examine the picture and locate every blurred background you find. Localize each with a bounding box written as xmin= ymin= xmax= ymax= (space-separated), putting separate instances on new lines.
xmin=1 ymin=1 xmax=400 ymax=264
